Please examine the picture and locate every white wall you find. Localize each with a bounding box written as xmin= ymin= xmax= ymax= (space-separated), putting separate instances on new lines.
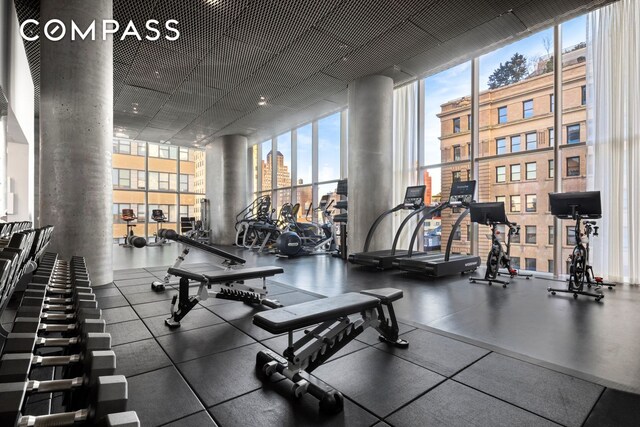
xmin=6 ymin=141 xmax=29 ymax=221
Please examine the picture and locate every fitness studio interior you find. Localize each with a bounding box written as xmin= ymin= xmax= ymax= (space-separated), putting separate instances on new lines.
xmin=0 ymin=0 xmax=639 ymax=426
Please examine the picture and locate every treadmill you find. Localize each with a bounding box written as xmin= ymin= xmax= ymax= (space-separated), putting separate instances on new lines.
xmin=348 ymin=185 xmax=427 ymax=269
xmin=394 ymin=180 xmax=481 ymax=277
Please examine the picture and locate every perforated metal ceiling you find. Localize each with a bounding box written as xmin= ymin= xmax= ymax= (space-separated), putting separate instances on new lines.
xmin=13 ymin=0 xmax=615 ymax=146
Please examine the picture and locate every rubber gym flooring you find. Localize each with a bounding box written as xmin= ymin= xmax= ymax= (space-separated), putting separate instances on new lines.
xmin=3 ymin=246 xmax=638 ymax=426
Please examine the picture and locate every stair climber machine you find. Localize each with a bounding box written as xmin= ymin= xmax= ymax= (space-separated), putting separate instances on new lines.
xmin=276 ymin=195 xmax=337 ymax=257
xmin=393 ymin=180 xmax=481 ymax=277
xmin=348 ymin=185 xmax=427 ymax=270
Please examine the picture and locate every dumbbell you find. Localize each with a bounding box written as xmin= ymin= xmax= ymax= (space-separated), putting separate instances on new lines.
xmin=2 ymin=332 xmax=111 ymax=355
xmin=22 ymin=289 xmax=95 ymax=306
xmin=18 ymin=295 xmax=98 ymax=314
xmin=25 ymin=284 xmax=93 ymax=299
xmin=17 ymin=306 xmax=102 ymax=324
xmin=12 ymin=316 xmax=105 ymax=335
xmin=0 ymin=350 xmax=116 ymax=383
xmin=0 ymin=375 xmax=128 ymax=427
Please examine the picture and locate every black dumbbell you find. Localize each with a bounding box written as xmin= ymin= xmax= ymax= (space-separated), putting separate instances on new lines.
xmin=3 ymin=332 xmax=111 ymax=355
xmin=12 ymin=317 xmax=105 ymax=335
xmin=16 ymin=306 xmax=102 ymax=324
xmin=0 ymin=375 xmax=129 ymax=426
xmin=23 ymin=289 xmax=95 ymax=306
xmin=18 ymin=295 xmax=97 ymax=314
xmin=0 ymin=349 xmax=115 ymax=383
xmin=25 ymin=284 xmax=93 ymax=298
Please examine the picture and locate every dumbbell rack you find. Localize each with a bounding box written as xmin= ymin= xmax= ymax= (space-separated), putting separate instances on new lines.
xmin=0 ymin=253 xmax=140 ymax=426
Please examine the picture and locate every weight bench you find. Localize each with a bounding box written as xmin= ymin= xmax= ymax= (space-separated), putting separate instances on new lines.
xmin=253 ymin=288 xmax=408 ymax=414
xmin=165 ymin=265 xmax=285 ymax=328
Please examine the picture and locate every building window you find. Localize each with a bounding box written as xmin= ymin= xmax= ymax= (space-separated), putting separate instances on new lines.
xmin=467 ymin=114 xmax=471 ymax=130
xmin=548 ymin=159 xmax=554 ymax=178
xmin=498 ymin=106 xmax=507 ymax=124
xmin=179 ymin=174 xmax=189 ymax=192
xmin=523 ymin=99 xmax=533 ymax=118
xmin=581 ymin=85 xmax=586 ymax=106
xmin=113 ymin=169 xmax=131 ymax=189
xmin=496 ymin=166 xmax=506 ymax=183
xmin=567 ymin=124 xmax=581 ymax=144
xmin=466 ymin=224 xmax=470 ymax=240
xmin=453 ymin=117 xmax=461 ymax=133
xmin=566 ymin=156 xmax=580 ymax=177
xmin=453 ymin=226 xmax=461 ymax=240
xmin=525 ymin=225 xmax=536 ymax=244
xmin=510 ymin=195 xmax=521 ymax=212
xmin=525 ymin=194 xmax=537 ymax=212
xmin=453 ymin=145 xmax=461 ymax=161
xmin=548 ymin=128 xmax=554 ymax=146
xmin=496 ymin=138 xmax=506 ymax=155
xmin=526 ymin=132 xmax=537 ymax=150
xmin=511 ymin=229 xmax=520 ymax=244
xmin=525 ymin=258 xmax=537 ymax=271
xmin=496 ymin=195 xmax=506 ymax=204
xmin=511 ymin=256 xmax=521 ymax=269
xmin=550 ymin=94 xmax=554 ymax=113
xmin=511 ymin=135 xmax=521 ymax=153
xmin=510 ymin=164 xmax=521 ymax=181
xmin=566 ymin=226 xmax=576 ymax=245
xmin=548 ymin=225 xmax=555 ymax=245
xmin=548 ymin=260 xmax=554 ymax=273
xmin=525 ymin=162 xmax=536 ymax=180
xmin=452 ymin=171 xmax=461 ymax=182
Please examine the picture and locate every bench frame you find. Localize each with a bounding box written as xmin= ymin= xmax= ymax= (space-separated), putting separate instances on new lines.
xmin=165 ymin=268 xmax=283 ymax=328
xmin=255 ymin=289 xmax=408 ymax=414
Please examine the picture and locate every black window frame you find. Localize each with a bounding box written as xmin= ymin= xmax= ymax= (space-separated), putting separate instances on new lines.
xmin=525 ymin=162 xmax=536 ymax=180
xmin=525 ymin=225 xmax=536 ymax=244
xmin=526 ymin=132 xmax=537 ymax=150
xmin=523 ymin=99 xmax=534 ymax=118
xmin=566 ymin=156 xmax=580 ymax=177
xmin=567 ymin=124 xmax=581 ymax=144
xmin=525 ymin=194 xmax=537 ymax=212
xmin=498 ymin=106 xmax=507 ymax=124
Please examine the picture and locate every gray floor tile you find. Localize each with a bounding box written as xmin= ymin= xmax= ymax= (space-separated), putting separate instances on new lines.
xmin=106 ymin=319 xmax=153 ymax=346
xmin=114 ymin=276 xmax=157 ymax=287
xmin=96 ymin=294 xmax=131 ymax=309
xmin=229 ymin=316 xmax=285 ymax=342
xmin=356 ymin=321 xmax=415 ymax=345
xmin=204 ymin=300 xmax=271 ymax=321
xmin=387 ymin=380 xmax=559 ymax=427
xmin=112 ymin=338 xmax=172 ymax=377
xmin=583 ymin=388 xmax=640 ymax=427
xmin=156 ymin=323 xmax=255 ymax=363
xmin=118 ymin=283 xmax=158 ymax=295
xmin=275 ymin=290 xmax=322 ymax=306
xmin=143 ymin=309 xmax=225 ymax=337
xmin=454 ymin=353 xmax=604 ymax=427
xmin=313 ymin=347 xmax=445 ymax=418
xmin=125 ymin=289 xmax=176 ymax=305
xmin=178 ymin=342 xmax=273 ymax=407
xmin=127 ymin=366 xmax=204 ymax=426
xmin=209 ymin=380 xmax=379 ymax=427
xmin=161 ymin=411 xmax=218 ymax=427
xmin=93 ymin=287 xmax=123 ymax=298
xmin=132 ymin=299 xmax=201 ymax=319
xmin=101 ymin=306 xmax=139 ymax=325
xmin=113 ymin=271 xmax=156 ymax=281
xmin=374 ymin=328 xmax=490 ymax=377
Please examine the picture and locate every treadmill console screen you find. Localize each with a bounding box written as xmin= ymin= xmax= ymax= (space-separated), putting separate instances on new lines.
xmin=403 ymin=185 xmax=426 ymax=209
xmin=448 ymin=180 xmax=476 ymax=205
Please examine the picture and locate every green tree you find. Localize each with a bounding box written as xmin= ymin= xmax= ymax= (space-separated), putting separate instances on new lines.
xmin=487 ymin=53 xmax=529 ymax=89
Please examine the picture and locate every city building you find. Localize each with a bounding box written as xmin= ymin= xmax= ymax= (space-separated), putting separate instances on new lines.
xmin=438 ymin=47 xmax=587 ymax=272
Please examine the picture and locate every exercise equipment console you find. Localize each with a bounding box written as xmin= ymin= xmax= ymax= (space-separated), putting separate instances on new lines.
xmin=253 ymin=288 xmax=408 ymax=414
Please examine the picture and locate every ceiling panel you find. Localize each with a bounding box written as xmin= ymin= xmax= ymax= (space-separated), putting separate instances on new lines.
xmin=12 ymin=0 xmax=615 ymax=145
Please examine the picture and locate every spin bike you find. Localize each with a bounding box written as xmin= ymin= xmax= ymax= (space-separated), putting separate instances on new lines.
xmin=468 ymin=202 xmax=530 ymax=288
xmin=547 ymin=191 xmax=614 ymax=302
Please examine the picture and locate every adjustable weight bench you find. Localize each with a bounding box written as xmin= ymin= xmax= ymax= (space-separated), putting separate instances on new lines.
xmin=165 ymin=266 xmax=284 ymax=328
xmin=253 ymin=288 xmax=408 ymax=414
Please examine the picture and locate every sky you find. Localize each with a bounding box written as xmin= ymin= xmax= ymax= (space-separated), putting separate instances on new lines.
xmin=423 ymin=15 xmax=586 ymax=197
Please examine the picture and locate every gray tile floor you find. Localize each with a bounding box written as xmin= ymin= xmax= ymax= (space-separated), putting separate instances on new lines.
xmin=81 ymin=249 xmax=637 ymax=426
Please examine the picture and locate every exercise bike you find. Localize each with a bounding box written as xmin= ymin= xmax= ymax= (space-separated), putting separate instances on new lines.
xmin=468 ymin=202 xmax=530 ymax=288
xmin=547 ymin=191 xmax=614 ymax=302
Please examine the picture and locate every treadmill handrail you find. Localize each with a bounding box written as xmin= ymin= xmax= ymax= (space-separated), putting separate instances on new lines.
xmin=362 ymin=205 xmax=404 ymax=252
xmin=444 ymin=207 xmax=471 ymax=262
xmin=390 ymin=205 xmax=428 ymax=255
xmin=407 ymin=202 xmax=449 ymax=256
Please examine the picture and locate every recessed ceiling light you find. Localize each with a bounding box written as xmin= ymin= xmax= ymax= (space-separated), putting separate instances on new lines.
xmin=258 ymin=96 xmax=267 ymax=106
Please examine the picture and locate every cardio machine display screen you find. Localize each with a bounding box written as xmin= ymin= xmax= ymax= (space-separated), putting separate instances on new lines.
xmin=404 ymin=186 xmax=426 ymax=202
xmin=449 ymin=180 xmax=476 ymax=204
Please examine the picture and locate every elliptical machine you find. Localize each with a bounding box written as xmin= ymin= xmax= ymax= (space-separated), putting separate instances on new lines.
xmin=547 ymin=191 xmax=614 ymax=302
xmin=468 ymin=202 xmax=530 ymax=288
xmin=276 ymin=195 xmax=336 ymax=257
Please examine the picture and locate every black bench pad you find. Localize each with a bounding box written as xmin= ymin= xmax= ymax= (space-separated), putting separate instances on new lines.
xmin=360 ymin=288 xmax=403 ymax=303
xmin=167 ymin=266 xmax=284 ymax=284
xmin=253 ymin=293 xmax=381 ymax=335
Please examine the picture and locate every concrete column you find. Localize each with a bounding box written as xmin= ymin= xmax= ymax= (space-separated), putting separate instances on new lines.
xmin=39 ymin=0 xmax=113 ymax=284
xmin=206 ymin=135 xmax=248 ymax=245
xmin=347 ymin=75 xmax=394 ymax=253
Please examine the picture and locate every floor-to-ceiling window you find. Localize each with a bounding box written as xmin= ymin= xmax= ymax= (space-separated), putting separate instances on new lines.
xmin=422 ymin=62 xmax=472 ymax=253
xmin=112 ymin=140 xmax=205 ymax=243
